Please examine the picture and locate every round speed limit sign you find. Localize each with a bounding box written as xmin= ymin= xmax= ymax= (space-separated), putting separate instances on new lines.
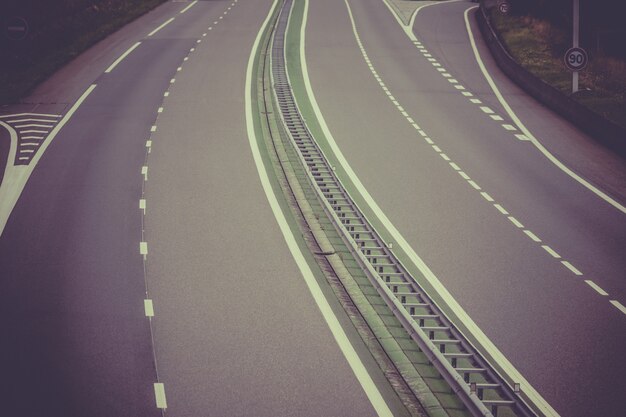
xmin=564 ymin=47 xmax=588 ymax=71
xmin=498 ymin=2 xmax=510 ymax=14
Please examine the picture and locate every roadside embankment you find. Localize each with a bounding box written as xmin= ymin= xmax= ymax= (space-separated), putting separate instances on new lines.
xmin=476 ymin=2 xmax=626 ymax=157
xmin=1 ymin=0 xmax=167 ymax=104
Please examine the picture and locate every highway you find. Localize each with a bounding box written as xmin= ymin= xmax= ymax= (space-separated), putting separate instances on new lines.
xmin=304 ymin=0 xmax=626 ymax=416
xmin=0 ymin=0 xmax=624 ymax=416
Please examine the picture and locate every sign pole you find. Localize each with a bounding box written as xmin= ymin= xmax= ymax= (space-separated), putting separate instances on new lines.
xmin=572 ymin=0 xmax=580 ymax=93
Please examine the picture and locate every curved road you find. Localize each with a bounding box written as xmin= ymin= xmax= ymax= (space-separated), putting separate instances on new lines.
xmin=1 ymin=0 xmax=625 ymax=416
xmin=304 ymin=0 xmax=626 ymax=416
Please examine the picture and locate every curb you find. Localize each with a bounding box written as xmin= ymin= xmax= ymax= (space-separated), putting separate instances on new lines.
xmin=475 ymin=2 xmax=626 ymax=158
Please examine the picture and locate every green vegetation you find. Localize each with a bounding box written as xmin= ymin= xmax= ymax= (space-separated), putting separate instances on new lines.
xmin=1 ymin=0 xmax=167 ymax=104
xmin=489 ymin=9 xmax=626 ymax=130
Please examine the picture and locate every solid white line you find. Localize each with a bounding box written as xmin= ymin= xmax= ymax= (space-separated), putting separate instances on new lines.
xmin=6 ymin=118 xmax=56 ymax=124
xmin=584 ymin=280 xmax=608 ymax=296
xmin=0 ymin=112 xmax=61 ymax=119
xmin=339 ymin=3 xmax=559 ymax=415
xmin=247 ymin=1 xmax=392 ymax=415
xmin=524 ymin=230 xmax=542 ymax=242
xmin=144 ymin=299 xmax=155 ymax=316
xmin=147 ymin=17 xmax=174 ymax=37
xmin=180 ymin=0 xmax=198 ymax=13
xmin=105 ymin=42 xmax=141 ymax=73
xmin=542 ymin=245 xmax=561 ymax=259
xmin=463 ymin=6 xmax=625 ymax=215
xmin=561 ymin=260 xmax=582 ymax=275
xmin=609 ymin=300 xmax=626 ymax=315
xmin=154 ymin=383 xmax=167 ymax=408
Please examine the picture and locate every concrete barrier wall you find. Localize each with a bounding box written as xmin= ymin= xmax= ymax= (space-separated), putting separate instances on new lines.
xmin=476 ymin=2 xmax=626 ymax=157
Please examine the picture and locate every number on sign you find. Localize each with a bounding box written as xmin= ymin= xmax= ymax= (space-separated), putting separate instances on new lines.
xmin=564 ymin=47 xmax=588 ymax=71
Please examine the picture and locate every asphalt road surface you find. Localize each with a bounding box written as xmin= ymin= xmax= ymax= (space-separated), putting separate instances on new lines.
xmin=304 ymin=0 xmax=626 ymax=416
xmin=1 ymin=0 xmax=625 ymax=416
xmin=0 ymin=1 xmax=409 ymax=416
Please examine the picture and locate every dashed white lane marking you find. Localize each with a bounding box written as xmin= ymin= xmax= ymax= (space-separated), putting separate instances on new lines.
xmin=468 ymin=180 xmax=481 ymax=190
xmin=140 ymin=199 xmax=146 ymax=214
xmin=524 ymin=230 xmax=542 ymax=243
xmin=450 ymin=162 xmax=460 ymax=171
xmin=470 ymin=98 xmax=481 ymax=104
xmin=146 ymin=140 xmax=152 ymax=153
xmin=144 ymin=299 xmax=155 ymax=316
xmin=105 ymin=42 xmax=141 ymax=73
xmin=147 ymin=17 xmax=174 ymax=37
xmin=502 ymin=124 xmax=517 ymax=131
xmin=158 ymin=107 xmax=164 ymax=113
xmin=561 ymin=261 xmax=582 ymax=275
xmin=459 ymin=171 xmax=470 ymax=180
xmin=179 ymin=0 xmax=198 ymax=13
xmin=164 ymin=91 xmax=169 ymax=97
xmin=140 ymin=241 xmax=148 ymax=257
xmin=515 ymin=134 xmax=530 ymax=141
xmin=347 ymin=1 xmax=559 ymax=415
xmin=440 ymin=153 xmax=451 ymax=161
xmin=494 ymin=204 xmax=509 ymax=215
xmin=480 ymin=106 xmax=494 ymax=114
xmin=142 ymin=165 xmax=148 ymax=180
xmin=154 ymin=383 xmax=167 ymax=409
xmin=170 ymin=78 xmax=176 ymax=84
xmin=542 ymin=245 xmax=561 ymax=259
xmin=481 ymin=191 xmax=494 ymax=202
xmin=610 ymin=300 xmax=626 ymax=315
xmin=508 ymin=216 xmax=523 ymax=228
xmin=463 ymin=6 xmax=626 ymax=215
xmin=490 ymin=115 xmax=503 ymax=121
xmin=432 ymin=145 xmax=441 ymax=152
xmin=150 ymin=125 xmax=157 ymax=132
xmin=584 ymin=280 xmax=608 ymax=296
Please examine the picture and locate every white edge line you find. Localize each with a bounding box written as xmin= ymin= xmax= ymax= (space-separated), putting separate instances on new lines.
xmin=147 ymin=17 xmax=175 ymax=37
xmin=463 ymin=6 xmax=626 ymax=215
xmin=348 ymin=2 xmax=562 ymax=415
xmin=104 ymin=42 xmax=141 ymax=73
xmin=246 ymin=1 xmax=392 ymax=416
xmin=180 ymin=0 xmax=198 ymax=14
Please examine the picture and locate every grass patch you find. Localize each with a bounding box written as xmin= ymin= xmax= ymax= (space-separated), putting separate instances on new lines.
xmin=1 ymin=0 xmax=167 ymax=104
xmin=489 ymin=10 xmax=626 ymax=130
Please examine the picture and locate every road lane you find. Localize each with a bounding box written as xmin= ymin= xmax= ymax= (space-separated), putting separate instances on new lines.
xmin=0 ymin=1 xmax=298 ymax=416
xmin=142 ymin=0 xmax=405 ymax=415
xmin=303 ymin=0 xmax=626 ymax=416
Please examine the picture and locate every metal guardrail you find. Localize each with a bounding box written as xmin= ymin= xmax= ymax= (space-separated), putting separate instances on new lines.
xmin=266 ymin=0 xmax=538 ymax=416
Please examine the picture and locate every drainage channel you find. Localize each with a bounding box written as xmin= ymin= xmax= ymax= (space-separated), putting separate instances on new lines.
xmin=267 ymin=0 xmax=537 ymax=416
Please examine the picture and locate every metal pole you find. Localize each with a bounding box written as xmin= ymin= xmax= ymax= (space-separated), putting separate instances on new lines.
xmin=572 ymin=0 xmax=579 ymax=93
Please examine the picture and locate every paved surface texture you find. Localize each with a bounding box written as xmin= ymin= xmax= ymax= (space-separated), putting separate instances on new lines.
xmin=304 ymin=0 xmax=626 ymax=416
xmin=2 ymin=0 xmax=625 ymax=416
xmin=0 ymin=1 xmax=405 ymax=416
